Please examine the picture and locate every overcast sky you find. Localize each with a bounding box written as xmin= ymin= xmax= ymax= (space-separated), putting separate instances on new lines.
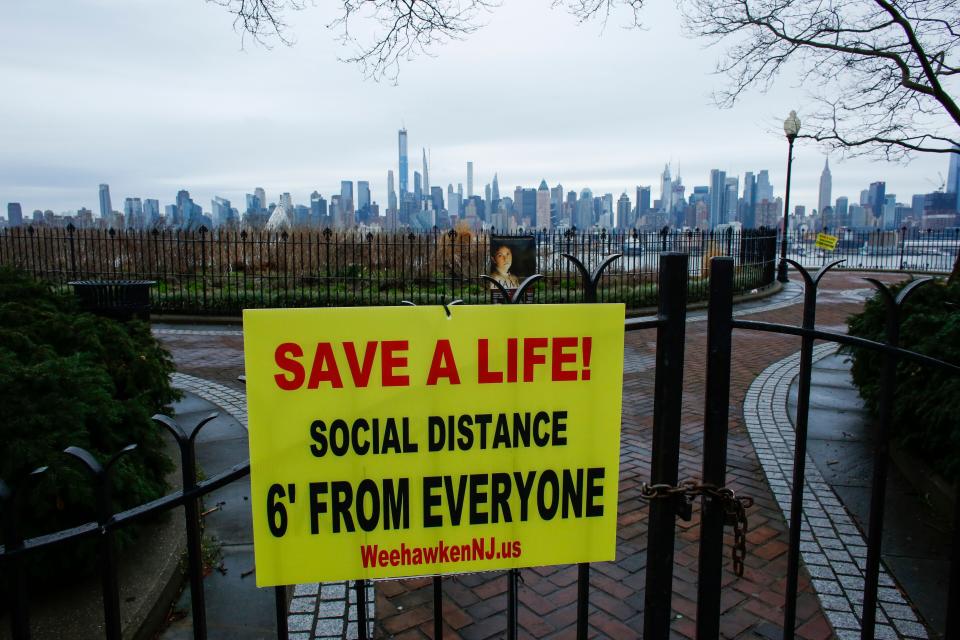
xmin=0 ymin=0 xmax=953 ymax=217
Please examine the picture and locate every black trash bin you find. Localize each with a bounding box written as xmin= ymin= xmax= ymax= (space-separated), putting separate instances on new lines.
xmin=68 ymin=280 xmax=156 ymax=321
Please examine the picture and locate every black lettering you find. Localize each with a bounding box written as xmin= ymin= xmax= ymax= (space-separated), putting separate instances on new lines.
xmin=456 ymin=414 xmax=474 ymax=450
xmin=553 ymin=411 xmax=568 ymax=446
xmin=561 ymin=468 xmax=584 ymax=518
xmin=492 ymin=415 xmax=511 ymax=448
xmin=533 ymin=412 xmax=550 ymax=447
xmin=309 ymin=420 xmax=327 ymax=457
xmin=382 ymin=418 xmax=401 ymax=453
xmin=586 ymin=467 xmax=605 ymax=517
xmin=513 ymin=470 xmax=536 ymax=521
xmin=537 ymin=470 xmax=560 ymax=520
xmin=384 ymin=478 xmax=409 ymax=530
xmin=491 ymin=472 xmax=512 ymax=523
xmin=469 ymin=474 xmax=489 ymax=525
xmin=308 ymin=482 xmax=328 ymax=534
xmin=423 ymin=476 xmax=443 ymax=527
xmin=512 ymin=413 xmax=531 ymax=447
xmin=428 ymin=416 xmax=445 ymax=451
xmin=331 ymin=481 xmax=355 ymax=532
xmin=355 ymin=479 xmax=380 ymax=532
xmin=444 ymin=475 xmax=468 ymax=525
xmin=401 ymin=418 xmax=418 ymax=453
xmin=351 ymin=419 xmax=370 ymax=455
xmin=330 ymin=419 xmax=349 ymax=456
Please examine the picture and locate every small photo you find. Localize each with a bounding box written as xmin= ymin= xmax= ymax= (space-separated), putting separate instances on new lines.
xmin=488 ymin=235 xmax=536 ymax=290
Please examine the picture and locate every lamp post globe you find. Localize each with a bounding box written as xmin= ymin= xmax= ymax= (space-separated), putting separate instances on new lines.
xmin=777 ymin=111 xmax=801 ymax=283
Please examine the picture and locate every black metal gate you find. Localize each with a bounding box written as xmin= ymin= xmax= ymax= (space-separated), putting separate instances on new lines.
xmin=2 ymin=254 xmax=958 ymax=639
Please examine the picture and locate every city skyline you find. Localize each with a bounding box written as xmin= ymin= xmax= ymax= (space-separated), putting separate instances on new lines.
xmin=1 ymin=2 xmax=955 ymax=218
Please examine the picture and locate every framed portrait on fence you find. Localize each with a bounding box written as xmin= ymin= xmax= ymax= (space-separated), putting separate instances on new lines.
xmin=488 ymin=235 xmax=536 ymax=291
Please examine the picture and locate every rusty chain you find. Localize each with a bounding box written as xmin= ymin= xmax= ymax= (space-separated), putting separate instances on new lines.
xmin=639 ymin=480 xmax=754 ymax=577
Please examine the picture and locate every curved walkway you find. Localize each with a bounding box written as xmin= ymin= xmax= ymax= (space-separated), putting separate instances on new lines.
xmin=744 ymin=346 xmax=927 ymax=640
xmin=152 ymin=269 xmax=925 ymax=639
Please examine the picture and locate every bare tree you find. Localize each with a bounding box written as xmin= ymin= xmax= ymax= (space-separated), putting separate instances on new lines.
xmin=215 ymin=0 xmax=958 ymax=152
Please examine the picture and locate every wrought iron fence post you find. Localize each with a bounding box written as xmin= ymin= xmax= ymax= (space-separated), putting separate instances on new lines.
xmin=63 ymin=444 xmax=137 ymax=640
xmin=859 ymin=277 xmax=932 ymax=640
xmin=153 ymin=413 xmax=220 ymax=640
xmin=1 ymin=467 xmax=47 ymax=640
xmin=780 ymin=259 xmax=844 ymax=640
xmin=643 ymin=252 xmax=688 ymax=640
xmin=356 ymin=579 xmax=369 ymax=640
xmin=696 ymin=257 xmax=734 ymax=638
xmin=199 ymin=226 xmax=208 ymax=309
xmin=67 ymin=223 xmax=78 ymax=280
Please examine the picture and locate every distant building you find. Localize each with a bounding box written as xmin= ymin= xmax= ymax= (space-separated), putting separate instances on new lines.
xmin=467 ymin=162 xmax=474 ymax=198
xmin=818 ymin=159 xmax=832 ymax=218
xmin=947 ymin=147 xmax=960 ymax=211
xmin=7 ymin=202 xmax=23 ymax=227
xmin=144 ymin=199 xmax=160 ymax=228
xmin=398 ymin=128 xmax=409 ymax=195
xmin=709 ymin=169 xmax=727 ymax=228
xmin=124 ymin=197 xmax=144 ymax=229
xmin=99 ymin=184 xmax=112 ymax=219
xmin=536 ymin=180 xmax=551 ymax=230
xmin=868 ymin=182 xmax=886 ymax=224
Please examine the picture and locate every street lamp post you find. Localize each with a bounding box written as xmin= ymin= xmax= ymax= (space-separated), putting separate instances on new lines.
xmin=777 ymin=110 xmax=801 ymax=283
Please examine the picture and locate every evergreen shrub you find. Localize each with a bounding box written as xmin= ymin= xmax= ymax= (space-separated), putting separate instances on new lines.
xmin=0 ymin=268 xmax=180 ymax=583
xmin=845 ymin=278 xmax=960 ymax=482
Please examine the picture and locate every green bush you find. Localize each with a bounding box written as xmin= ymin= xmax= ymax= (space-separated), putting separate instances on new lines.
xmin=0 ymin=268 xmax=180 ymax=582
xmin=845 ymin=278 xmax=960 ymax=482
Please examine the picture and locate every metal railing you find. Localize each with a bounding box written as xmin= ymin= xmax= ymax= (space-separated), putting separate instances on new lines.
xmin=0 ymin=227 xmax=777 ymax=313
xmin=2 ymin=253 xmax=957 ymax=640
xmin=782 ymin=228 xmax=959 ymax=273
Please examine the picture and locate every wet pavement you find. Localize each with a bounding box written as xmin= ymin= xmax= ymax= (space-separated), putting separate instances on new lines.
xmin=792 ymin=352 xmax=953 ymax=637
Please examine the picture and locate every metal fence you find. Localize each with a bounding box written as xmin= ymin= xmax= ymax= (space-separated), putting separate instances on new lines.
xmin=2 ymin=256 xmax=957 ymax=640
xmin=0 ymin=227 xmax=777 ymax=314
xmin=783 ymin=228 xmax=959 ymax=273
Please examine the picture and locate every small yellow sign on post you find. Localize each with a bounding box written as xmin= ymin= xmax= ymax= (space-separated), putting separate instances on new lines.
xmin=242 ymin=304 xmax=625 ymax=585
xmin=815 ymin=233 xmax=839 ymax=250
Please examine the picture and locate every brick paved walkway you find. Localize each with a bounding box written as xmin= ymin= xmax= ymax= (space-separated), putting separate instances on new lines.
xmin=153 ymin=269 xmax=909 ymax=640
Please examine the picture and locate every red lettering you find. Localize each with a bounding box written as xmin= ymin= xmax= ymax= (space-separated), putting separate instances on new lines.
xmin=552 ymin=337 xmax=579 ymax=381
xmin=307 ymin=343 xmax=344 ymax=389
xmin=360 ymin=544 xmax=378 ymax=568
xmin=507 ymin=338 xmax=518 ymax=383
xmin=477 ymin=338 xmax=503 ymax=384
xmin=426 ymin=340 xmax=461 ymax=385
xmin=381 ymin=340 xmax=409 ymax=386
xmin=274 ymin=342 xmax=305 ymax=390
xmin=378 ymin=550 xmax=389 ymax=566
xmin=343 ymin=341 xmax=377 ymax=387
xmin=522 ymin=337 xmax=549 ymax=382
xmin=389 ymin=549 xmax=400 ymax=566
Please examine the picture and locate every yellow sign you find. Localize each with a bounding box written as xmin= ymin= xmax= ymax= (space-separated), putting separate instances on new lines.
xmin=242 ymin=304 xmax=625 ymax=585
xmin=815 ymin=233 xmax=838 ymax=250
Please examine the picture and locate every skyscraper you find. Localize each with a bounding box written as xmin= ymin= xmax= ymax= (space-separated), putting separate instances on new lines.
xmin=617 ymin=192 xmax=631 ymax=229
xmin=124 ymin=197 xmax=144 ymax=229
xmin=868 ymin=181 xmax=886 ymax=221
xmin=340 ymin=181 xmax=354 ymax=214
xmin=254 ymin=188 xmax=267 ymax=210
xmin=398 ymin=129 xmax=409 ymax=195
xmin=357 ymin=181 xmax=371 ymax=220
xmin=387 ymin=171 xmax=398 ymax=211
xmin=99 ymin=184 xmax=112 ymax=219
xmin=709 ymin=169 xmax=727 ymax=228
xmin=818 ymin=158 xmax=832 ymax=217
xmin=7 ymin=203 xmax=23 ymax=226
xmin=947 ymin=147 xmax=960 ymax=211
xmin=755 ymin=171 xmax=774 ymax=203
xmin=636 ymin=186 xmax=651 ymax=215
xmin=467 ymin=162 xmax=474 ymax=198
xmin=414 ymin=172 xmax=422 ymax=208
xmin=741 ymin=172 xmax=757 ymax=228
xmin=659 ymin=165 xmax=672 ymax=213
xmin=536 ymin=180 xmax=551 ymax=230
xmin=422 ymin=149 xmax=430 ymax=205
xmin=144 ymin=199 xmax=160 ymax=227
